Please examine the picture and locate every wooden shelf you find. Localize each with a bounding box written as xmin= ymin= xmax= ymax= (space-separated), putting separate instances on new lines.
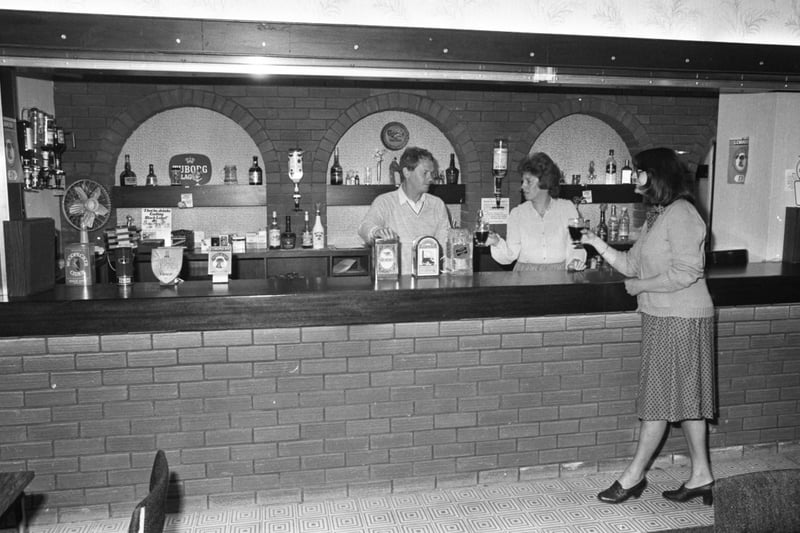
xmin=327 ymin=184 xmax=465 ymax=206
xmin=558 ymin=184 xmax=641 ymax=204
xmin=112 ymin=184 xmax=267 ymax=208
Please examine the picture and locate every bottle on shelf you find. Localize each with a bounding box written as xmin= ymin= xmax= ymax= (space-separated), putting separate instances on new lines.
xmin=608 ymin=204 xmax=619 ymax=242
xmin=268 ymin=211 xmax=281 ymax=249
xmin=445 ymin=153 xmax=460 ymax=184
xmin=281 ymin=215 xmax=296 ymax=249
xmin=596 ymin=204 xmax=609 ymax=243
xmin=312 ymin=203 xmax=325 ymax=250
xmin=620 ymin=159 xmax=633 ymax=184
xmin=249 ymin=156 xmax=263 ymax=185
xmin=301 ymin=210 xmax=313 ymax=248
xmin=145 ymin=164 xmax=158 ymax=186
xmin=619 ymin=207 xmax=630 ymax=241
xmin=605 ymin=149 xmax=617 ymax=185
xmin=330 ymin=148 xmax=343 ymax=185
xmin=120 ymin=154 xmax=137 ymax=186
xmin=389 ymin=157 xmax=401 ymax=187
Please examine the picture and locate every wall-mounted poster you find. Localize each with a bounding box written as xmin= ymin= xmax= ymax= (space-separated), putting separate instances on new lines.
xmin=728 ymin=137 xmax=749 ymax=184
xmin=3 ymin=117 xmax=22 ymax=183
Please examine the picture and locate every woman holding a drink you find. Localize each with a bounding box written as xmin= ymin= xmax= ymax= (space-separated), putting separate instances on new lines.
xmin=482 ymin=152 xmax=586 ymax=271
xmin=582 ymin=147 xmax=716 ymax=505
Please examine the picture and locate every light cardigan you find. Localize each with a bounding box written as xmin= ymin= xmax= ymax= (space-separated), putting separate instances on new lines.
xmin=602 ymin=199 xmax=714 ymax=318
xmin=358 ymin=188 xmax=451 ymax=275
xmin=490 ymin=198 xmax=583 ymax=267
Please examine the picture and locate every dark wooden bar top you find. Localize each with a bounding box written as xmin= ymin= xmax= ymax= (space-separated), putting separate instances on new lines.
xmin=1 ymin=262 xmax=799 ymax=338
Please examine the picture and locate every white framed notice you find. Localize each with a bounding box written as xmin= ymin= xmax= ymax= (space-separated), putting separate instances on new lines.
xmin=480 ymin=198 xmax=510 ymax=225
xmin=141 ymin=207 xmax=173 ymax=246
xmin=795 ymin=180 xmax=800 ymax=206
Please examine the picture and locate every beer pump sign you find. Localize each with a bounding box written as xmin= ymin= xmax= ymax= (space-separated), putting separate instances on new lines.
xmin=169 ymin=153 xmax=212 ymax=186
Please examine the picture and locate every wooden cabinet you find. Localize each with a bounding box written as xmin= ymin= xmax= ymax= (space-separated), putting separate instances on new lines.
xmin=557 ymin=184 xmax=641 ymax=204
xmin=112 ymin=184 xmax=267 ymax=208
xmin=132 ymin=248 xmax=370 ymax=281
xmin=327 ymin=184 xmax=465 ymax=206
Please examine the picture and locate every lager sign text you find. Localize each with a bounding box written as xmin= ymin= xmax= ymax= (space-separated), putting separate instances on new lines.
xmin=168 ymin=153 xmax=212 ymax=186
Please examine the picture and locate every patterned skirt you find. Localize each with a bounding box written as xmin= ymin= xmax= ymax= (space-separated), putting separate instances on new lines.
xmin=638 ymin=313 xmax=716 ymax=422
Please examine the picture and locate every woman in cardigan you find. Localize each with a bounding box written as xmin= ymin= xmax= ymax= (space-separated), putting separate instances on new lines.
xmin=582 ymin=147 xmax=716 ymax=505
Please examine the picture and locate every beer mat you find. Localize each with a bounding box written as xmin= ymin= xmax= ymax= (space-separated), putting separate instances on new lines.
xmin=332 ymin=258 xmax=357 ymax=274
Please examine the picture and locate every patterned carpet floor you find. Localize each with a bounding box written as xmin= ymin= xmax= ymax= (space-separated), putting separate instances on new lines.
xmin=22 ymin=445 xmax=800 ymax=533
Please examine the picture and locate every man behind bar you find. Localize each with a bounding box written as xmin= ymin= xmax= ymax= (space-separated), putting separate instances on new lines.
xmin=358 ymin=146 xmax=451 ymax=274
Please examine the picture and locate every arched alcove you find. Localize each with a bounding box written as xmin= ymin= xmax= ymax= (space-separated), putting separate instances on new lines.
xmin=317 ymin=93 xmax=479 ymax=247
xmin=115 ymin=107 xmax=260 ymax=185
xmin=328 ymin=110 xmax=459 ymax=185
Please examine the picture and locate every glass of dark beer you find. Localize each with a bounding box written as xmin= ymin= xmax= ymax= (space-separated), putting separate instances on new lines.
xmin=568 ymin=217 xmax=584 ymax=249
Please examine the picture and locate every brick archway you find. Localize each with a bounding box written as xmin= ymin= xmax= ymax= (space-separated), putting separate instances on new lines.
xmin=314 ymin=93 xmax=480 ymax=189
xmin=96 ymin=88 xmax=279 ymax=179
xmin=523 ymin=98 xmax=653 ymax=165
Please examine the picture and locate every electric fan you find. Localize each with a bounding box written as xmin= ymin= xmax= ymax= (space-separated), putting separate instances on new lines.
xmin=61 ymin=179 xmax=112 ymax=243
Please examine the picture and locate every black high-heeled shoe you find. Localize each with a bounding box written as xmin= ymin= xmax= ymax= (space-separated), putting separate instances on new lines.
xmin=597 ymin=478 xmax=647 ymax=504
xmin=662 ymin=481 xmax=714 ymax=505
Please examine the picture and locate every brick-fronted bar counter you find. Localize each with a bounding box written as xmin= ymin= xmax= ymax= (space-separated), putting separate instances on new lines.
xmin=1 ymin=264 xmax=799 ymax=522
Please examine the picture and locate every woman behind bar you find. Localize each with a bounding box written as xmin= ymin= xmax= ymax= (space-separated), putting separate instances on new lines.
xmin=486 ymin=152 xmax=585 ymax=271
xmin=582 ymin=147 xmax=715 ymax=505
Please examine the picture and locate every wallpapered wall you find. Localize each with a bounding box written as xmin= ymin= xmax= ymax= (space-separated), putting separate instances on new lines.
xmin=7 ymin=1 xmax=800 ymax=46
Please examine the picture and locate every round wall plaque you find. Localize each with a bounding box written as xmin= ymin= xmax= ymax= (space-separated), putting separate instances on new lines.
xmin=380 ymin=122 xmax=409 ymax=151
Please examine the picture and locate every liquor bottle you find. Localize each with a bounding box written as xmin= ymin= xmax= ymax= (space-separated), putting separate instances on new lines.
xmin=492 ymin=138 xmax=508 ymax=181
xmin=312 ymin=204 xmax=325 ymax=250
xmin=120 ymin=154 xmax=137 ymax=186
xmin=301 ymin=210 xmax=313 ymax=248
xmin=40 ymin=150 xmax=51 ymax=188
xmin=445 ymin=153 xmax=460 ymax=184
xmin=389 ymin=157 xmax=401 ymax=187
xmin=281 ymin=216 xmax=296 ymax=249
xmin=608 ymin=204 xmax=619 ymax=242
xmin=17 ymin=113 xmax=35 ymax=161
xmin=330 ymin=148 xmax=343 ymax=185
xmin=145 ymin=164 xmax=158 ymax=186
xmin=605 ymin=149 xmax=617 ymax=185
xmin=44 ymin=115 xmax=56 ymax=151
xmin=620 ymin=159 xmax=633 ymax=184
xmin=268 ymin=211 xmax=281 ymax=249
xmin=619 ymin=207 xmax=630 ymax=241
xmin=596 ymin=204 xmax=609 ymax=243
xmin=249 ymin=156 xmax=263 ymax=185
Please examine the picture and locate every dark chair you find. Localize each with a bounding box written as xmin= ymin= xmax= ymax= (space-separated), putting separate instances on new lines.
xmin=664 ymin=468 xmax=800 ymax=533
xmin=128 ymin=450 xmax=169 ymax=533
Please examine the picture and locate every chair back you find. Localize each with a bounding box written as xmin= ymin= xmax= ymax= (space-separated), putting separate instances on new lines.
xmin=128 ymin=450 xmax=169 ymax=533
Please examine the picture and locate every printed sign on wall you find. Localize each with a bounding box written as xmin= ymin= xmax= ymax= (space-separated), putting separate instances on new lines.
xmin=728 ymin=137 xmax=749 ymax=184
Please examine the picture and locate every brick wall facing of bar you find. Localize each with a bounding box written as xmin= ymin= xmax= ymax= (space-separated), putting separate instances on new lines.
xmin=1 ymin=305 xmax=799 ymax=523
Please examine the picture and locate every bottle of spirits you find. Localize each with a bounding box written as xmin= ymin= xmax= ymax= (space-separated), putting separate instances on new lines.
xmin=389 ymin=157 xmax=401 ymax=187
xmin=145 ymin=164 xmax=157 ymax=186
xmin=301 ymin=210 xmax=313 ymax=248
xmin=330 ymin=148 xmax=343 ymax=185
xmin=608 ymin=204 xmax=619 ymax=242
xmin=619 ymin=207 xmax=630 ymax=241
xmin=281 ymin=216 xmax=296 ymax=249
xmin=605 ymin=149 xmax=617 ymax=185
xmin=445 ymin=153 xmax=460 ymax=184
xmin=620 ymin=159 xmax=633 ymax=184
xmin=312 ymin=203 xmax=325 ymax=250
xmin=249 ymin=156 xmax=263 ymax=185
xmin=120 ymin=154 xmax=137 ymax=186
xmin=268 ymin=211 xmax=281 ymax=249
xmin=596 ymin=204 xmax=609 ymax=243
xmin=493 ymin=139 xmax=508 ymax=179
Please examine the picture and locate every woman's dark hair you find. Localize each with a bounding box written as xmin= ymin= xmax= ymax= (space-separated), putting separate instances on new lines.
xmin=517 ymin=152 xmax=562 ymax=197
xmin=633 ymin=147 xmax=695 ymax=206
